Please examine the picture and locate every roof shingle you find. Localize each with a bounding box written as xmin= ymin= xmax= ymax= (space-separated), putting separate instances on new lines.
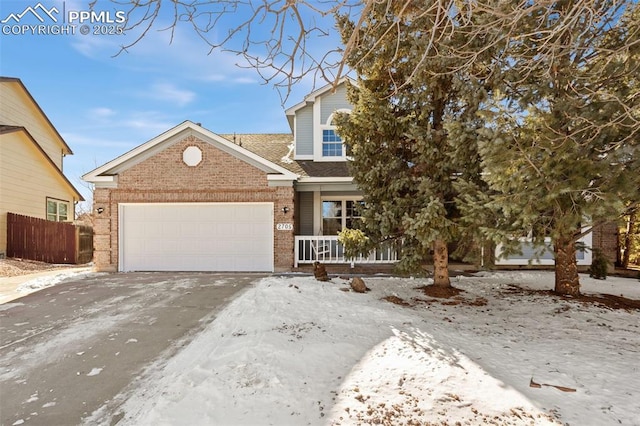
xmin=219 ymin=133 xmax=351 ymax=178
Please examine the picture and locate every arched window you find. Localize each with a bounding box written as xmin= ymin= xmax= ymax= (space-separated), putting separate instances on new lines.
xmin=321 ymin=109 xmax=350 ymax=158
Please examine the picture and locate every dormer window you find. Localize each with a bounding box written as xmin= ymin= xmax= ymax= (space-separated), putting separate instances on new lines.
xmin=322 ymin=129 xmax=343 ymax=157
xmin=318 ymin=109 xmax=350 ymax=160
xmin=286 ymin=81 xmax=353 ymax=162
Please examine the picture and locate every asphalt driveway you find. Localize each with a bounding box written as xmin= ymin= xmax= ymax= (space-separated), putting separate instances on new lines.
xmin=0 ymin=272 xmax=260 ymax=426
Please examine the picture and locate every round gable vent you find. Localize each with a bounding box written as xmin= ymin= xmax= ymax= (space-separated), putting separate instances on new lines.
xmin=183 ymin=146 xmax=202 ymax=167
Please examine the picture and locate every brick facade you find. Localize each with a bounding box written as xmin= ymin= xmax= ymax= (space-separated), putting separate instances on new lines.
xmin=592 ymin=222 xmax=619 ymax=270
xmin=92 ymin=135 xmax=295 ymax=272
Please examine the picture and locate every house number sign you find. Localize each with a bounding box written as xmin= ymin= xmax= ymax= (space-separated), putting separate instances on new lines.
xmin=276 ymin=223 xmax=293 ymax=231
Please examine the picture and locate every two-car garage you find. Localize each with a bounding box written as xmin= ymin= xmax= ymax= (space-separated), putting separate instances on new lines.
xmin=119 ymin=203 xmax=274 ymax=272
xmin=83 ymin=122 xmax=296 ymax=272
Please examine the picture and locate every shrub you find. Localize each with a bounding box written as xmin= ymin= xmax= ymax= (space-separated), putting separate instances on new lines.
xmin=337 ymin=228 xmax=372 ymax=260
xmin=589 ymin=249 xmax=609 ymax=280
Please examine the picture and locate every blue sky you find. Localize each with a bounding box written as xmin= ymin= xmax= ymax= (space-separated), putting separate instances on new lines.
xmin=1 ymin=0 xmax=340 ymax=205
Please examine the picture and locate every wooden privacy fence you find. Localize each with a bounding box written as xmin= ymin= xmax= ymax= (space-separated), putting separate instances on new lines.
xmin=6 ymin=213 xmax=93 ymax=264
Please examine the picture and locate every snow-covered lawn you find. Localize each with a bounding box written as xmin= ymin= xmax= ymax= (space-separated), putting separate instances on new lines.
xmin=81 ymin=271 xmax=639 ymax=426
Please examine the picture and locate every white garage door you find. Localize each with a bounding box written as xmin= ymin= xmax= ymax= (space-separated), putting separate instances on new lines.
xmin=120 ymin=203 xmax=274 ymax=272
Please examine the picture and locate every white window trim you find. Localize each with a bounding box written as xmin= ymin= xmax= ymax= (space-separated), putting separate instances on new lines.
xmin=313 ymin=100 xmax=351 ymax=161
xmin=319 ymin=126 xmax=344 ymax=159
xmin=46 ymin=198 xmax=71 ymax=222
xmin=317 ymin=195 xmax=364 ymax=235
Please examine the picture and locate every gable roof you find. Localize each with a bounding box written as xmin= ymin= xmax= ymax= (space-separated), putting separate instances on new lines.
xmin=0 ymin=76 xmax=73 ymax=155
xmin=0 ymin=126 xmax=84 ymax=201
xmin=82 ymin=121 xmax=299 ymax=184
xmin=284 ymin=78 xmax=356 ymax=131
xmin=284 ymin=77 xmax=356 ymax=118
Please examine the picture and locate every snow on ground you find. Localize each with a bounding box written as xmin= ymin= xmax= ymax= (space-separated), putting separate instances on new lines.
xmin=78 ymin=270 xmax=639 ymax=426
xmin=15 ymin=270 xmax=95 ymax=295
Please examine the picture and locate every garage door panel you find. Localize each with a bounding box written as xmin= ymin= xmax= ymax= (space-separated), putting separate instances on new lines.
xmin=252 ymin=222 xmax=272 ymax=235
xmin=179 ymin=222 xmax=201 ymax=238
xmin=233 ymin=207 xmax=257 ymax=222
xmin=229 ymin=224 xmax=254 ymax=239
xmin=126 ymin=238 xmax=146 ymax=254
xmin=121 ymin=203 xmax=274 ymax=272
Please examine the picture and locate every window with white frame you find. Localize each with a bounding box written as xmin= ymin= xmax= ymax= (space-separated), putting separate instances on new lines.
xmin=46 ymin=198 xmax=70 ymax=222
xmin=320 ymin=109 xmax=350 ymax=159
xmin=322 ymin=199 xmax=364 ymax=235
xmin=322 ymin=129 xmax=343 ymax=157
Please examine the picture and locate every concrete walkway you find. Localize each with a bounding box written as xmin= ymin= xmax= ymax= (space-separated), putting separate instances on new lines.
xmin=0 ymin=267 xmax=92 ymax=304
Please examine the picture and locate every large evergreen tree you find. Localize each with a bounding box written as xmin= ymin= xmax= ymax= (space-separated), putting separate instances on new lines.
xmin=475 ymin=1 xmax=640 ymax=295
xmin=334 ymin=2 xmax=494 ymax=287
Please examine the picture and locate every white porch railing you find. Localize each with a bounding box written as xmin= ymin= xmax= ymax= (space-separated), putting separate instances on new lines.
xmin=294 ymin=235 xmax=399 ymax=267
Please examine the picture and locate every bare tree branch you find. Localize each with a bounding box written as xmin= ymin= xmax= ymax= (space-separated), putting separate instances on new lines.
xmin=111 ymin=0 xmax=639 ymax=125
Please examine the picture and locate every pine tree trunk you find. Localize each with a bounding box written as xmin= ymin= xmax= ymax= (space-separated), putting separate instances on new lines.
xmin=623 ymin=208 xmax=636 ymax=268
xmin=554 ymin=236 xmax=580 ymax=296
xmin=433 ymin=239 xmax=451 ymax=288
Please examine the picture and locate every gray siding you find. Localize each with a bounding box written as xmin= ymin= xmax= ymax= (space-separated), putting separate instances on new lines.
xmin=321 ymin=84 xmax=351 ymax=123
xmin=295 ymin=105 xmax=313 ymax=156
xmin=297 ymin=192 xmax=314 ymax=235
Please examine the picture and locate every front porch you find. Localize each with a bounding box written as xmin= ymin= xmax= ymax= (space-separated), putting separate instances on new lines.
xmin=294 ymin=235 xmax=399 ymax=268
